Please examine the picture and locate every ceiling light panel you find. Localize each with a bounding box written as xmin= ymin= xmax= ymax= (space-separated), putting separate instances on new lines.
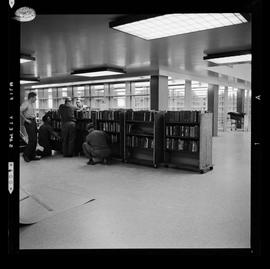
xmin=112 ymin=13 xmax=248 ymax=40
xmin=207 ymin=54 xmax=251 ymax=64
xmin=73 ymin=71 xmax=124 ymax=77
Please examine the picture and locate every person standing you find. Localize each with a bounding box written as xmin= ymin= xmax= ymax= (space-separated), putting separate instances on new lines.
xmin=58 ymin=97 xmax=78 ymax=157
xmin=20 ymin=92 xmax=41 ymax=162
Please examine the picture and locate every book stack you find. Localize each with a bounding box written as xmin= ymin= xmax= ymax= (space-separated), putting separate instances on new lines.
xmin=96 ymin=110 xmax=121 ymax=121
xmin=165 ymin=138 xmax=198 ymax=152
xmin=165 ymin=125 xmax=199 ymax=137
xmin=75 ymin=110 xmax=95 ymax=120
xmin=98 ymin=122 xmax=120 ymax=133
xmin=126 ymin=136 xmax=154 ymax=149
xmin=108 ymin=134 xmax=119 ymax=144
xmin=126 ymin=110 xmax=155 ymax=122
xmin=165 ymin=111 xmax=200 ymax=123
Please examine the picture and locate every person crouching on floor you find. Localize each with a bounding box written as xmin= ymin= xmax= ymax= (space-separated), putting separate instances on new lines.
xmin=82 ymin=123 xmax=111 ymax=165
xmin=36 ymin=113 xmax=61 ymax=157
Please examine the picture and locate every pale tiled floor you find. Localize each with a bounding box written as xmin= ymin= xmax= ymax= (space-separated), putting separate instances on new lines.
xmin=19 ymin=131 xmax=251 ymax=249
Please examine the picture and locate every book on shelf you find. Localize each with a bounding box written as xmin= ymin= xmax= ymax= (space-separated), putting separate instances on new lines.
xmin=126 ymin=135 xmax=154 ymax=149
xmin=107 ymin=133 xmax=119 ymax=144
xmin=126 ymin=110 xmax=155 ymax=122
xmin=96 ymin=110 xmax=121 ymax=121
xmin=165 ymin=138 xmax=198 ymax=152
xmin=165 ymin=111 xmax=200 ymax=123
xmin=98 ymin=121 xmax=120 ymax=133
xmin=165 ymin=125 xmax=199 ymax=138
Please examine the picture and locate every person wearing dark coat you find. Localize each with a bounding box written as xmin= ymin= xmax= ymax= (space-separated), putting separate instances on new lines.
xmin=37 ymin=114 xmax=60 ymax=157
xmin=82 ymin=123 xmax=111 ymax=165
xmin=58 ymin=97 xmax=78 ymax=157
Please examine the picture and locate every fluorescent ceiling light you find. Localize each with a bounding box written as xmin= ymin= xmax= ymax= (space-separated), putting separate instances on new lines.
xmin=20 ymin=54 xmax=35 ymax=63
xmin=20 ymin=80 xmax=39 ymax=84
xmin=110 ymin=13 xmax=248 ymax=40
xmin=204 ymin=50 xmax=251 ymax=64
xmin=31 ymin=76 xmax=150 ymax=89
xmin=71 ymin=66 xmax=126 ymax=77
xmin=20 ymin=77 xmax=40 ymax=84
xmin=205 ymin=54 xmax=251 ymax=64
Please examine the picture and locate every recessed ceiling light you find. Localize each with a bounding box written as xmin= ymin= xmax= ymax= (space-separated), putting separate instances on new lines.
xmin=71 ymin=66 xmax=126 ymax=77
xmin=110 ymin=13 xmax=248 ymax=40
xmin=204 ymin=50 xmax=251 ymax=64
xmin=20 ymin=54 xmax=35 ymax=63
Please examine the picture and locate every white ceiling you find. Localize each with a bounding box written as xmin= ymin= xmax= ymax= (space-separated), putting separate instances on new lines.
xmin=20 ymin=14 xmax=251 ymax=88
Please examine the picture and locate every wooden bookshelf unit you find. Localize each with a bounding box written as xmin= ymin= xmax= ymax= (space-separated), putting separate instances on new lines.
xmin=124 ymin=110 xmax=164 ymax=168
xmin=164 ymin=111 xmax=213 ymax=173
xmin=95 ymin=110 xmax=124 ymax=160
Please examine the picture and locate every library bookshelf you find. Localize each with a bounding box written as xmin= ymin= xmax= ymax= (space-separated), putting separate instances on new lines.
xmin=124 ymin=110 xmax=164 ymax=168
xmin=163 ymin=111 xmax=213 ymax=173
xmin=95 ymin=110 xmax=124 ymax=160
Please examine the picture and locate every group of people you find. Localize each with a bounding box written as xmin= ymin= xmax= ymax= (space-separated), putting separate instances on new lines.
xmin=20 ymin=92 xmax=111 ymax=165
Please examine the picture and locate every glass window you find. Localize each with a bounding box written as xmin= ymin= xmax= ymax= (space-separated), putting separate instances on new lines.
xmin=168 ymin=81 xmax=185 ymax=111
xmin=228 ymin=87 xmax=237 ymax=112
xmin=132 ymin=81 xmax=150 ymax=95
xmin=131 ymin=81 xmax=150 ymax=110
xmin=191 ymin=81 xmax=208 ymax=111
xmin=91 ymin=84 xmax=105 ymax=97
xmin=110 ymin=83 xmax=126 ymax=96
xmin=218 ymin=86 xmax=225 ymax=131
xmin=73 ymin=85 xmax=88 ymax=98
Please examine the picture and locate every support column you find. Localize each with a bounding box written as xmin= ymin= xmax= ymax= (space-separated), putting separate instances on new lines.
xmin=103 ymin=84 xmax=110 ymax=110
xmin=125 ymin=82 xmax=131 ymax=109
xmin=184 ymin=80 xmax=192 ymax=110
xmin=237 ymin=88 xmax=245 ymax=128
xmin=150 ymin=75 xmax=168 ymax=110
xmin=207 ymin=84 xmax=219 ymax=136
xmin=223 ymin=86 xmax=228 ymax=132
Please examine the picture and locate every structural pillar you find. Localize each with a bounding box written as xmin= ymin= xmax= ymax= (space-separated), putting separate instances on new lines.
xmin=125 ymin=82 xmax=131 ymax=109
xmin=150 ymin=75 xmax=168 ymax=110
xmin=207 ymin=84 xmax=219 ymax=136
xmin=223 ymin=86 xmax=228 ymax=132
xmin=236 ymin=88 xmax=245 ymax=128
xmin=184 ymin=80 xmax=192 ymax=110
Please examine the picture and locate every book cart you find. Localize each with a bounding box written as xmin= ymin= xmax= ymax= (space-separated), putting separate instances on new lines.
xmin=124 ymin=110 xmax=164 ymax=168
xmin=74 ymin=110 xmax=96 ymax=155
xmin=49 ymin=110 xmax=62 ymax=152
xmin=95 ymin=110 xmax=124 ymax=161
xmin=163 ymin=111 xmax=213 ymax=173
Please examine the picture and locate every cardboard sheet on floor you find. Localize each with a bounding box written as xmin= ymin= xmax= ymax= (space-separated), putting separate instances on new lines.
xmin=20 ymin=185 xmax=94 ymax=224
xmin=20 ymin=188 xmax=29 ymax=201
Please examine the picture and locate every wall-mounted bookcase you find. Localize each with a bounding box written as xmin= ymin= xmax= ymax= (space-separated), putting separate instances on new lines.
xmin=95 ymin=110 xmax=124 ymax=160
xmin=164 ymin=111 xmax=213 ymax=173
xmin=124 ymin=110 xmax=164 ymax=168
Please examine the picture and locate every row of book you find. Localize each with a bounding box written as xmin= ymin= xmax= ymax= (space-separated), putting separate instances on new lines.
xmin=165 ymin=125 xmax=199 ymax=138
xmin=108 ymin=134 xmax=119 ymax=144
xmin=51 ymin=120 xmax=62 ymax=129
xmin=126 ymin=136 xmax=154 ymax=149
xmin=74 ymin=110 xmax=96 ymax=120
xmin=76 ymin=120 xmax=93 ymax=131
xmin=50 ymin=110 xmax=61 ymax=120
xmin=165 ymin=138 xmax=199 ymax=152
xmin=98 ymin=122 xmax=120 ymax=133
xmin=126 ymin=110 xmax=155 ymax=122
xmin=96 ymin=110 xmax=121 ymax=121
xmin=165 ymin=111 xmax=200 ymax=123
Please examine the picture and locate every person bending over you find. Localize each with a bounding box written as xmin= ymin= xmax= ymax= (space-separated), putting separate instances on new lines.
xmin=82 ymin=123 xmax=111 ymax=165
xmin=37 ymin=113 xmax=61 ymax=157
